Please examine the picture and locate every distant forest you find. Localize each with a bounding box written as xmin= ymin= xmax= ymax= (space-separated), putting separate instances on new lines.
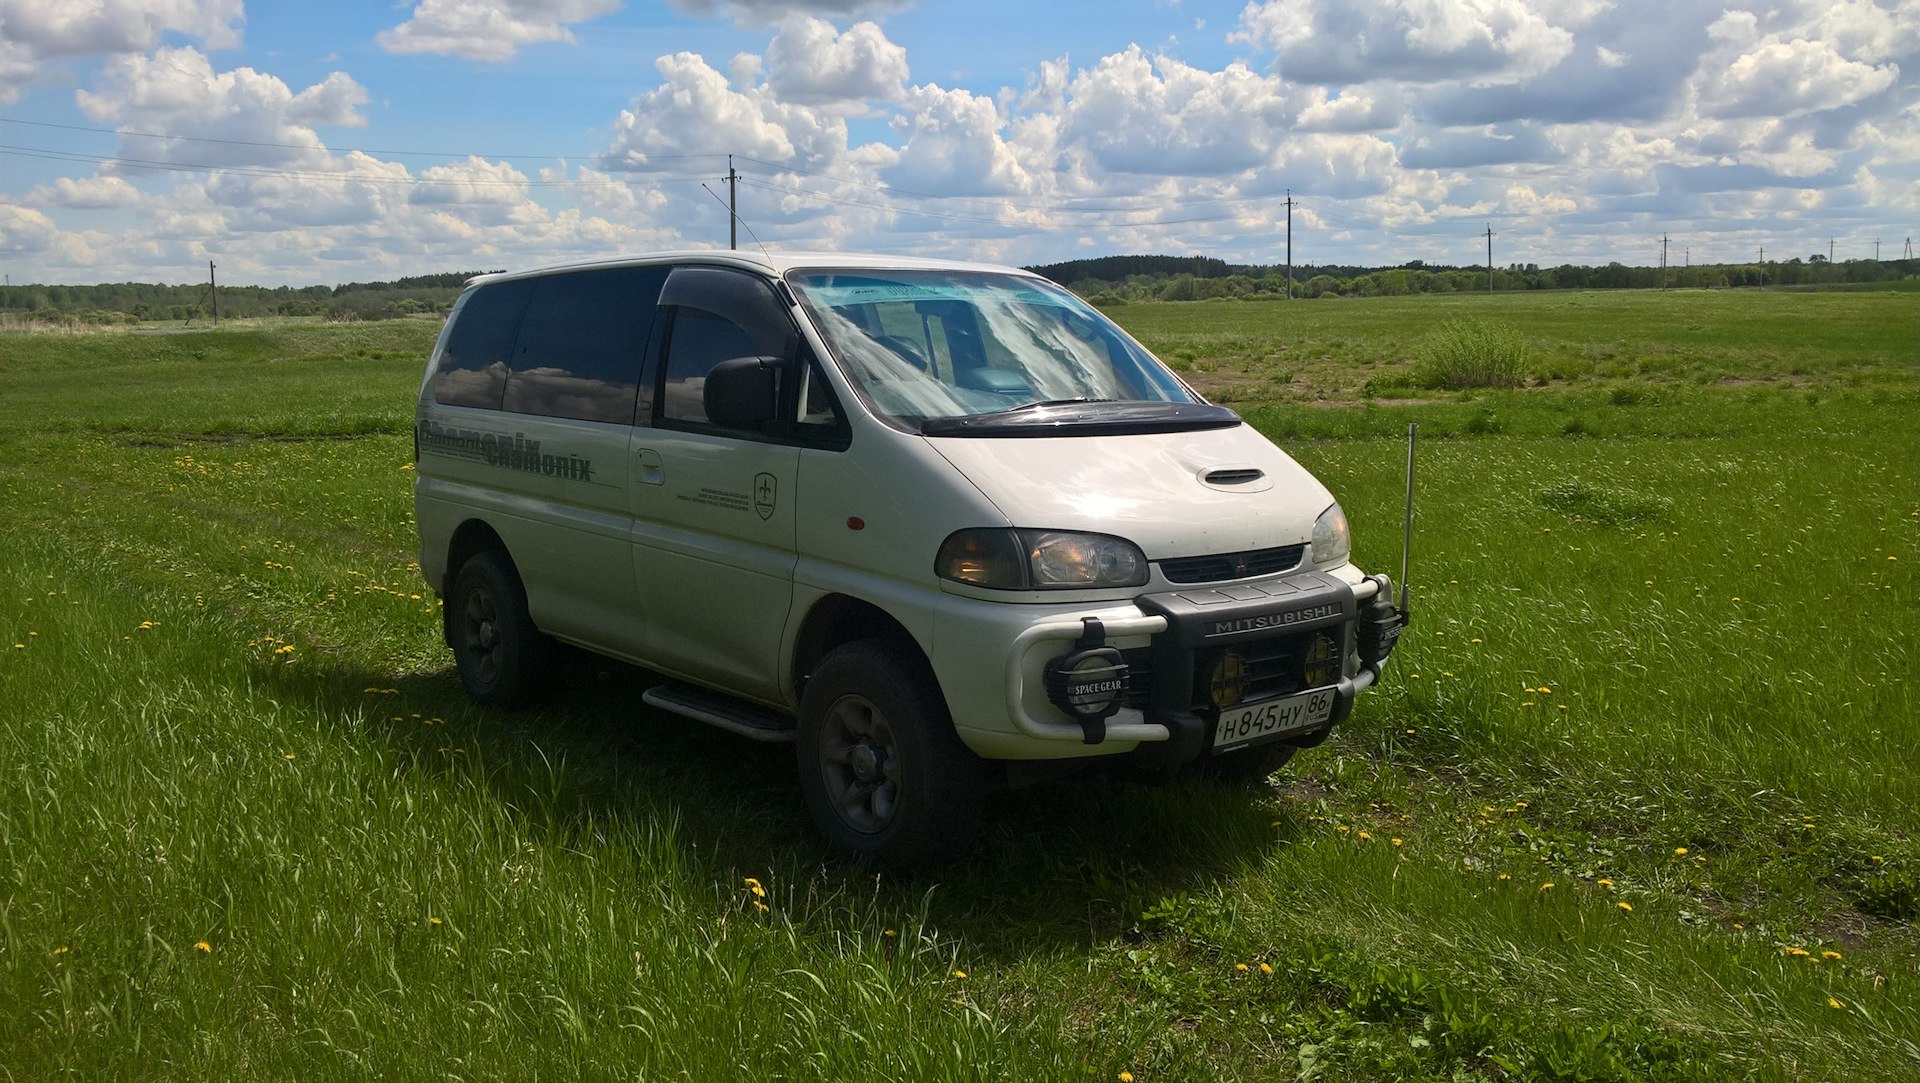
xmin=3 ymin=253 xmax=1915 ymax=325
xmin=1026 ymin=253 xmax=1920 ymax=303
xmin=0 ymin=272 xmax=487 ymax=325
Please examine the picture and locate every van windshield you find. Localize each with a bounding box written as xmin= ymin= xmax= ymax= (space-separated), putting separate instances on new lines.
xmin=787 ymin=269 xmax=1214 ymax=434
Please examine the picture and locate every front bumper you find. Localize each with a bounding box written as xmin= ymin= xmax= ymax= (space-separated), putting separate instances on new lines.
xmin=971 ymin=568 xmax=1404 ymax=767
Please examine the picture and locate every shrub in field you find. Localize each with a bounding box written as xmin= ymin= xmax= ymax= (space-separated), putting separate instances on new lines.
xmin=1537 ymin=479 xmax=1673 ymax=524
xmin=1412 ymin=318 xmax=1531 ymax=389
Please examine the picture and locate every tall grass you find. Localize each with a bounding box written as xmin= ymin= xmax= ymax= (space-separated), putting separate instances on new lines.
xmin=2 ymin=300 xmax=1916 ymax=1079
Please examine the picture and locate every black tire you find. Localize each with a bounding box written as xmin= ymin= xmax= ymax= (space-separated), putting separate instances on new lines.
xmin=449 ymin=550 xmax=548 ymax=709
xmin=1200 ymin=741 xmax=1298 ymax=783
xmin=796 ymin=640 xmax=986 ymax=866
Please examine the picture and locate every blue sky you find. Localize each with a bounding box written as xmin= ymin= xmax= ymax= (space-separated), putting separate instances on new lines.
xmin=2 ymin=0 xmax=1914 ymax=285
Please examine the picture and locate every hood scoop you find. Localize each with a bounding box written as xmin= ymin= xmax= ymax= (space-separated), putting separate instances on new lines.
xmin=1199 ymin=466 xmax=1271 ymax=492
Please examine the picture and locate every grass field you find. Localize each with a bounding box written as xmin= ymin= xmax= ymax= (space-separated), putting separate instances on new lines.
xmin=2 ymin=291 xmax=1916 ymax=1080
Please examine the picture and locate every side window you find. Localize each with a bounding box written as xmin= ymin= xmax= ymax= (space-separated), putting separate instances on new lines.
xmin=434 ymin=279 xmax=532 ymax=410
xmin=656 ymin=267 xmax=796 ymax=429
xmin=504 ymin=266 xmax=667 ymax=424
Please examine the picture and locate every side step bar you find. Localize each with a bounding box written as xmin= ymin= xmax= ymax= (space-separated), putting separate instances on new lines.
xmin=641 ymin=684 xmax=796 ymax=744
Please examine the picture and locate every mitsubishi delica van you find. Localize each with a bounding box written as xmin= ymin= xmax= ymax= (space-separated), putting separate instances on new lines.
xmin=413 ymin=251 xmax=1405 ymax=864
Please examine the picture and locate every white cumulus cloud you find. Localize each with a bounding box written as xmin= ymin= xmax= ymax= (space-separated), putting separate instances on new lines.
xmin=1235 ymin=0 xmax=1577 ymax=86
xmin=764 ymin=16 xmax=908 ymax=107
xmin=377 ymin=0 xmax=622 ymax=62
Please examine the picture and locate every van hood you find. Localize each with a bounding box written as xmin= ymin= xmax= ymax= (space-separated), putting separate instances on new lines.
xmin=927 ymin=423 xmax=1334 ymax=559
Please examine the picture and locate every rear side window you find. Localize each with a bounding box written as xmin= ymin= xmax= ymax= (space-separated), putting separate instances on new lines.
xmin=505 ymin=266 xmax=667 ymax=424
xmin=434 ymin=279 xmax=532 ymax=410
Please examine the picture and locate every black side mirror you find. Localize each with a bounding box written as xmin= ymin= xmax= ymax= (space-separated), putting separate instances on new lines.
xmin=704 ymin=355 xmax=785 ymax=430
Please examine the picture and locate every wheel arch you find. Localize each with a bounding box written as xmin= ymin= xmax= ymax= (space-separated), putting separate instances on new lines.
xmin=789 ymin=594 xmax=943 ymax=712
xmin=442 ymin=519 xmax=511 ymax=647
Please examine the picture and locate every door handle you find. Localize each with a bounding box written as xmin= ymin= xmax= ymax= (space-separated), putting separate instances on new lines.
xmin=635 ymin=448 xmax=664 ymax=485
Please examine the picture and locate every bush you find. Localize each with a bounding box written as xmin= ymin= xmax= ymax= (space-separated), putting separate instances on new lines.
xmin=1412 ymin=318 xmax=1530 ymax=390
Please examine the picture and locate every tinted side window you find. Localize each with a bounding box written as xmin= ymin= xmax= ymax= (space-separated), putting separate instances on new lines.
xmin=657 ymin=267 xmax=796 ymax=428
xmin=434 ymin=279 xmax=531 ymax=410
xmin=505 ymin=266 xmax=667 ymax=424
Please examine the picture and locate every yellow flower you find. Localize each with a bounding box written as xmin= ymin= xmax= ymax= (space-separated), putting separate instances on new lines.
xmin=1471 ymin=637 xmax=1483 ymax=643
xmin=752 ymin=901 xmax=770 ymax=913
xmin=1539 ymin=882 xmax=1555 ymax=891
xmin=884 ymin=929 xmax=897 ymax=938
xmin=1357 ymin=831 xmax=1372 ymax=842
xmin=1617 ymin=902 xmax=1632 ymax=912
xmin=282 ymin=753 xmax=295 ymax=761
xmin=1119 ymin=1074 xmax=1135 ymax=1083
xmin=1259 ymin=962 xmax=1273 ymax=975
xmin=1785 ymin=947 xmax=1810 ymax=957
xmin=1870 ymin=855 xmax=1884 ymax=863
xmin=1822 ymin=950 xmax=1842 ymax=961
xmin=1828 ymin=998 xmax=1845 ymax=1010
xmin=429 ymin=917 xmax=443 ymax=926
xmin=1390 ymin=838 xmax=1404 ymax=847
xmin=953 ymin=970 xmax=967 ymax=979
xmin=1235 ymin=963 xmax=1249 ymax=972
xmin=51 ymin=946 xmax=69 ymax=956
xmin=1498 ymin=874 xmax=1510 ymax=881
xmin=1674 ymin=847 xmax=1688 ymax=855
xmin=194 ymin=941 xmax=212 ymax=953
xmin=1597 ymin=878 xmax=1614 ymax=888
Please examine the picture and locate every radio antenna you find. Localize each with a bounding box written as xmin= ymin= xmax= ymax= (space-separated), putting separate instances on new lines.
xmin=1399 ymin=423 xmax=1416 ymax=616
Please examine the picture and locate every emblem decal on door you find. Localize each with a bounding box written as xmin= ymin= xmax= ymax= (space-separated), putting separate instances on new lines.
xmin=754 ymin=472 xmax=777 ymax=520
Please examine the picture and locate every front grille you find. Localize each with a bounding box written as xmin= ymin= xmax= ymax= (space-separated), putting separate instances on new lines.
xmin=1159 ymin=544 xmax=1307 ymax=585
xmin=1124 ymin=629 xmax=1343 ymax=714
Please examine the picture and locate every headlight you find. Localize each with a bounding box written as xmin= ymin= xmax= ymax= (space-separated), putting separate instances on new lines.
xmin=1311 ymin=504 xmax=1351 ymax=567
xmin=938 ymin=529 xmax=1149 ymax=590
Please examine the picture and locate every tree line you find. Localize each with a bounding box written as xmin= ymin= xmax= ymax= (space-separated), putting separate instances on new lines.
xmin=0 ymin=272 xmax=486 ymax=325
xmin=1026 ymin=254 xmax=1919 ymax=304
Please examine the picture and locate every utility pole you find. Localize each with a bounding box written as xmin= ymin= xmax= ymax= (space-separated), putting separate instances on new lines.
xmin=726 ymin=155 xmax=739 ymax=251
xmin=1829 ymin=237 xmax=1834 ymax=263
xmin=1906 ymin=237 xmax=1915 ymax=259
xmin=1661 ymin=235 xmax=1669 ymax=289
xmin=1284 ymin=189 xmax=1293 ymax=300
xmin=1684 ymin=246 xmax=1690 ymax=269
xmin=1874 ymin=239 xmax=1880 ymax=261
xmin=208 ymin=260 xmax=218 ymax=323
xmin=1485 ymin=223 xmax=1495 ymax=292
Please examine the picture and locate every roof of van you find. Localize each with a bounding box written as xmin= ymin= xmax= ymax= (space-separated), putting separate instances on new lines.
xmin=465 ymin=250 xmax=1037 ymax=287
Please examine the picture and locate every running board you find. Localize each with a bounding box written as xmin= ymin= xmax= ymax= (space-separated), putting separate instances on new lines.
xmin=641 ymin=685 xmax=796 ymax=744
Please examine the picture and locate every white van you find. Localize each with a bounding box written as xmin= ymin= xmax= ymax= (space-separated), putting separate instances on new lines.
xmin=414 ymin=251 xmax=1404 ymax=864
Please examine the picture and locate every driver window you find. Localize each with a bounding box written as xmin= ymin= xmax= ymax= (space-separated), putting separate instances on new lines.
xmin=656 ymin=266 xmax=796 ymax=429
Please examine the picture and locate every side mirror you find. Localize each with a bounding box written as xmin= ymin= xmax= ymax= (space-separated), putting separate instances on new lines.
xmin=704 ymin=355 xmax=784 ymax=431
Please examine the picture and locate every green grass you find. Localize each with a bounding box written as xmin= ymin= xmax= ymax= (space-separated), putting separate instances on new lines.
xmin=2 ymin=297 xmax=1917 ymax=1080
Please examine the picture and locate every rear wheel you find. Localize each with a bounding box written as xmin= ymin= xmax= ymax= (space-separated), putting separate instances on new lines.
xmin=449 ymin=550 xmax=547 ymax=708
xmin=797 ymin=640 xmax=985 ymax=866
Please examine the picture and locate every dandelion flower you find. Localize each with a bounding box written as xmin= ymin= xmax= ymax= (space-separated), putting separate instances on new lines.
xmin=953 ymin=970 xmax=967 ymax=979
xmin=1391 ymin=838 xmax=1404 ymax=847
xmin=1822 ymin=950 xmax=1842 ymax=961
xmin=1357 ymin=831 xmax=1372 ymax=842
xmin=51 ymin=946 xmax=69 ymax=956
xmin=1119 ymin=1073 xmax=1135 ymax=1083
xmin=1259 ymin=962 xmax=1273 ymax=975
xmin=1235 ymin=963 xmax=1249 ymax=972
xmin=1674 ymin=847 xmax=1688 ymax=855
xmin=1540 ymin=882 xmax=1555 ymax=892
xmin=1597 ymin=879 xmax=1614 ymax=888
xmin=1618 ymin=902 xmax=1632 ymax=912
xmin=1471 ymin=637 xmax=1483 ymax=644
xmin=194 ymin=941 xmax=212 ymax=953
xmin=1785 ymin=947 xmax=1810 ymax=957
xmin=429 ymin=917 xmax=443 ymax=926
xmin=884 ymin=929 xmax=897 ymax=938
xmin=283 ymin=753 xmax=295 ymax=761
xmin=1498 ymin=874 xmax=1510 ymax=881
xmin=1829 ymin=998 xmax=1845 ymax=1010
xmin=1870 ymin=855 xmax=1884 ymax=864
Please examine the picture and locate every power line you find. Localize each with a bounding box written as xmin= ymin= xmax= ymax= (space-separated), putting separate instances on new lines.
xmin=0 ymin=116 xmax=727 ymax=165
xmin=0 ymin=144 xmax=712 ymax=189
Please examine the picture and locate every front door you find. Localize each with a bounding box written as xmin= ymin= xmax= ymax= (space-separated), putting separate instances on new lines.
xmin=630 ymin=266 xmax=802 ymax=701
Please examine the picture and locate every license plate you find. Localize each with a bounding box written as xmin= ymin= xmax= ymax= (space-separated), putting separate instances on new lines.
xmin=1212 ymin=687 xmax=1336 ymax=751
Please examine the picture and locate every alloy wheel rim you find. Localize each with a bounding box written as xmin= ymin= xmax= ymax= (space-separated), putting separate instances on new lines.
xmin=819 ymin=693 xmax=900 ymax=835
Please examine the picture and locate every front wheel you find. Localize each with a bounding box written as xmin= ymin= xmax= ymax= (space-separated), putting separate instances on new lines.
xmin=449 ymin=550 xmax=548 ymax=708
xmin=796 ymin=640 xmax=986 ymax=866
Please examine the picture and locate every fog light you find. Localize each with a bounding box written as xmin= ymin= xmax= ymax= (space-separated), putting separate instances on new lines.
xmin=1209 ymin=651 xmax=1247 ymax=709
xmin=1043 ymin=618 xmax=1128 ymax=744
xmin=1303 ymin=632 xmax=1340 ymax=687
